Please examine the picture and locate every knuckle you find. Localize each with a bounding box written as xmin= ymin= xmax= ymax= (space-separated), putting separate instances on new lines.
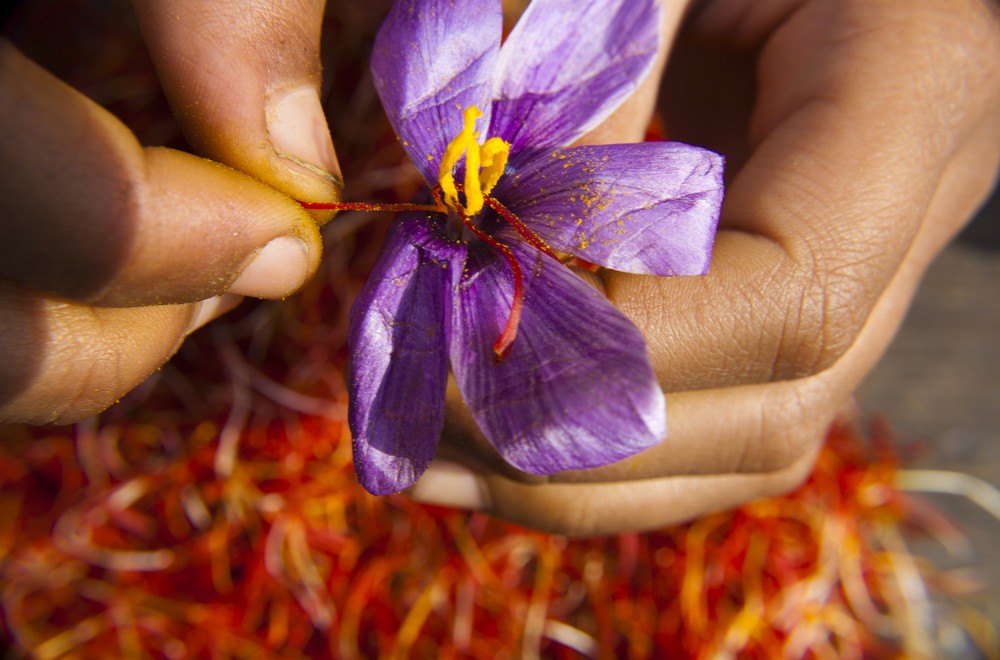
xmin=769 ymin=235 xmax=887 ymax=380
xmin=536 ymin=493 xmax=604 ymax=538
xmin=41 ymin=309 xmax=129 ymax=423
xmin=740 ymin=380 xmax=838 ymax=473
xmin=1 ymin=303 xmax=183 ymax=426
xmin=756 ymin=448 xmax=817 ymax=500
xmin=888 ymin=0 xmax=1000 ymax=137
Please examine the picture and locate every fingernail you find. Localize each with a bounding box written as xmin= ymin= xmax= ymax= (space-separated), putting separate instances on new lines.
xmin=187 ymin=294 xmax=242 ymax=334
xmin=267 ymin=86 xmax=342 ymax=185
xmin=230 ymin=236 xmax=309 ymax=299
xmin=409 ymin=460 xmax=489 ymax=511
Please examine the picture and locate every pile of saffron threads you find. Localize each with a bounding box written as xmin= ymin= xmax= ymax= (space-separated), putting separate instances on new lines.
xmin=2 ymin=377 xmax=997 ymax=657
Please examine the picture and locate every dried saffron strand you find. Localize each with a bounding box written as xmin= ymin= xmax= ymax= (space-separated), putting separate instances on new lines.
xmin=390 ymin=575 xmax=448 ymax=659
xmin=2 ymin=419 xmax=996 ymax=657
xmin=522 ymin=537 xmax=559 ymax=657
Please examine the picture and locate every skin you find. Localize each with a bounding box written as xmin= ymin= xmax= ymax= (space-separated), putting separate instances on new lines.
xmin=421 ymin=0 xmax=1000 ymax=535
xmin=3 ymin=0 xmax=999 ymax=535
xmin=0 ymin=0 xmax=339 ymax=423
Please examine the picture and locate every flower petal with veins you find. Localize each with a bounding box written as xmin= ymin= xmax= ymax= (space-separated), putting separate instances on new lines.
xmin=348 ymin=214 xmax=461 ymax=494
xmin=491 ymin=0 xmax=661 ymax=152
xmin=372 ymin=0 xmax=501 ymax=182
xmin=449 ymin=237 xmax=665 ymax=474
xmin=500 ymin=142 xmax=725 ymax=275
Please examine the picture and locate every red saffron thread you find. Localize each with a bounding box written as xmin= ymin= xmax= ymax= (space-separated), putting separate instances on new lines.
xmin=459 ymin=215 xmax=524 ymax=363
xmin=300 ymin=201 xmax=446 ymax=213
xmin=483 ymin=196 xmax=559 ymax=262
xmin=307 ymin=189 xmax=542 ymax=363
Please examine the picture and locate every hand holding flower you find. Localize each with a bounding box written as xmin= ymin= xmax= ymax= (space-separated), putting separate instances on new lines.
xmin=0 ymin=1 xmax=339 ymax=423
xmin=410 ymin=0 xmax=1000 ymax=535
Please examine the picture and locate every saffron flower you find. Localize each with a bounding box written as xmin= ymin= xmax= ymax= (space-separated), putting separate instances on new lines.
xmin=350 ymin=0 xmax=724 ymax=495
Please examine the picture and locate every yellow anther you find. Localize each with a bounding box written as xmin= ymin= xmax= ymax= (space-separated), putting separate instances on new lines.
xmin=437 ymin=106 xmax=510 ymax=217
xmin=439 ymin=107 xmax=481 ymax=211
xmin=479 ymin=138 xmax=509 ymax=195
xmin=463 ymin=124 xmax=484 ymax=215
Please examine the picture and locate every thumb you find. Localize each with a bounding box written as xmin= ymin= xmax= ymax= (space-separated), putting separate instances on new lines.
xmin=131 ymin=0 xmax=342 ymax=209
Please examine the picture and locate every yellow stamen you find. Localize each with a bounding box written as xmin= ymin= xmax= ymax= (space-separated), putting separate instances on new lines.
xmin=463 ymin=121 xmax=484 ymax=215
xmin=438 ymin=106 xmax=510 ymax=216
xmin=479 ymin=137 xmax=509 ymax=195
xmin=438 ymin=107 xmax=478 ymax=210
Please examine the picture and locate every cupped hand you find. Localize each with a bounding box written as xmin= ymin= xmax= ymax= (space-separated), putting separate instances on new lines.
xmin=412 ymin=0 xmax=1000 ymax=536
xmin=0 ymin=0 xmax=340 ymax=424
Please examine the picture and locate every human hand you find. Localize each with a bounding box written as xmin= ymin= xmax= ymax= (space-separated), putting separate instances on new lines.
xmin=410 ymin=0 xmax=1000 ymax=536
xmin=0 ymin=1 xmax=340 ymax=424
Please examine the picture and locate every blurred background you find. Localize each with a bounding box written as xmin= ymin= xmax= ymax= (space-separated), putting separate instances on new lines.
xmin=859 ymin=188 xmax=1000 ymax=630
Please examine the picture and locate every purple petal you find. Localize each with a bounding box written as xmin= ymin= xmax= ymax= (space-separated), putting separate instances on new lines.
xmin=500 ymin=142 xmax=724 ymax=275
xmin=348 ymin=213 xmax=463 ymax=494
xmin=449 ymin=237 xmax=665 ymax=474
xmin=490 ymin=0 xmax=660 ymax=152
xmin=371 ymin=0 xmax=501 ymax=182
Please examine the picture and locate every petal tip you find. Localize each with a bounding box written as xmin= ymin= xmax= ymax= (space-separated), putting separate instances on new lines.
xmin=353 ymin=442 xmax=428 ymax=496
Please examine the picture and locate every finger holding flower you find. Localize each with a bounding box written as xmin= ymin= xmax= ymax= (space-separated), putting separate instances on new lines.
xmin=0 ymin=1 xmax=340 ymax=424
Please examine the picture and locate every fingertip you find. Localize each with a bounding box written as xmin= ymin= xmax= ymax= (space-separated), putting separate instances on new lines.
xmin=117 ymin=148 xmax=325 ymax=305
xmin=247 ymin=84 xmax=344 ymax=218
xmin=266 ymin=85 xmax=343 ymax=200
xmin=228 ymin=236 xmax=311 ymax=299
xmin=407 ymin=460 xmax=491 ymax=511
xmin=175 ymin=95 xmax=342 ymax=224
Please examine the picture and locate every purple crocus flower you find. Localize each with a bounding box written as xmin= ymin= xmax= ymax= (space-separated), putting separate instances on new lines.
xmin=349 ymin=0 xmax=724 ymax=495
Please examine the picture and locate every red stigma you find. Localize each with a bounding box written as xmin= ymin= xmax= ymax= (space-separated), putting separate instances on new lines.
xmin=302 ymin=190 xmax=554 ymax=363
xmin=459 ymin=215 xmax=524 ymax=362
xmin=456 ymin=191 xmax=559 ymax=363
xmin=299 ymin=201 xmax=446 ymax=213
xmin=483 ymin=196 xmax=559 ymax=262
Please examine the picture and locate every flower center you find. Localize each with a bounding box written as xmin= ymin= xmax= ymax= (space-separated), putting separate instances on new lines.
xmin=299 ymin=106 xmax=562 ymax=364
xmin=438 ymin=106 xmax=511 ymax=217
